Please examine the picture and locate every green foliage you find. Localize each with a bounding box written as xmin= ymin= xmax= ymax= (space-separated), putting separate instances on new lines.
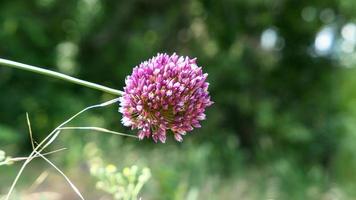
xmin=1 ymin=0 xmax=356 ymax=198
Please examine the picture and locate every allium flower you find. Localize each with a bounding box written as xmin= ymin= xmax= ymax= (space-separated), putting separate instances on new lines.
xmin=119 ymin=53 xmax=213 ymax=143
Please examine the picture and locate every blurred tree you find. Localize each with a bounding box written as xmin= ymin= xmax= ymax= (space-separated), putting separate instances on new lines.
xmin=1 ymin=1 xmax=356 ymax=194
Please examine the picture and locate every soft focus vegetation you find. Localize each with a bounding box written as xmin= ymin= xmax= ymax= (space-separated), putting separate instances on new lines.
xmin=1 ymin=0 xmax=356 ymax=199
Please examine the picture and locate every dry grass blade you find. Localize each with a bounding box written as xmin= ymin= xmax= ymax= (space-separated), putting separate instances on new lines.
xmin=27 ymin=171 xmax=49 ymax=192
xmin=6 ymin=148 xmax=66 ymax=163
xmin=26 ymin=113 xmax=35 ymax=150
xmin=59 ymin=127 xmax=138 ymax=138
xmin=26 ymin=114 xmax=84 ymax=199
xmin=6 ymin=98 xmax=121 ymax=200
xmin=32 ymin=151 xmax=85 ymax=200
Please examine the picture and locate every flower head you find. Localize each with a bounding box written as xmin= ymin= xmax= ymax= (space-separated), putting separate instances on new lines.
xmin=119 ymin=53 xmax=213 ymax=143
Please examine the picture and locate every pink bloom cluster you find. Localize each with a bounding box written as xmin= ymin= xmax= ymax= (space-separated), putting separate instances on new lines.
xmin=119 ymin=53 xmax=213 ymax=143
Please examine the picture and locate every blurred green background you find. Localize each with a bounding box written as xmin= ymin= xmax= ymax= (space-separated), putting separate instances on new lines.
xmin=1 ymin=0 xmax=356 ymax=199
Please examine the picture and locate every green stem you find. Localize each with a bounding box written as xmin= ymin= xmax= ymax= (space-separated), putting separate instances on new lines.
xmin=0 ymin=58 xmax=123 ymax=96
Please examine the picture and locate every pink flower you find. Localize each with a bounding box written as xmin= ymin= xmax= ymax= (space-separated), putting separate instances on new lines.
xmin=119 ymin=53 xmax=213 ymax=143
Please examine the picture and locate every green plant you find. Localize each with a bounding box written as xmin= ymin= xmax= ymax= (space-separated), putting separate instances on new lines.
xmin=85 ymin=143 xmax=151 ymax=200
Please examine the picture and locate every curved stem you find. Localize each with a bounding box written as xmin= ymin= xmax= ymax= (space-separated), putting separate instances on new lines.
xmin=0 ymin=58 xmax=123 ymax=96
xmin=58 ymin=126 xmax=138 ymax=138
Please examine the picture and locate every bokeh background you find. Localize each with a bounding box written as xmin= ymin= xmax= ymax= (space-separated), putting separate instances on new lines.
xmin=1 ymin=0 xmax=356 ymax=199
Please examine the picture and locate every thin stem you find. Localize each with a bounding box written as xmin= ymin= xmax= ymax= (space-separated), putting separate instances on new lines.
xmin=0 ymin=58 xmax=123 ymax=96
xmin=59 ymin=127 xmax=138 ymax=139
xmin=0 ymin=148 xmax=66 ymax=165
